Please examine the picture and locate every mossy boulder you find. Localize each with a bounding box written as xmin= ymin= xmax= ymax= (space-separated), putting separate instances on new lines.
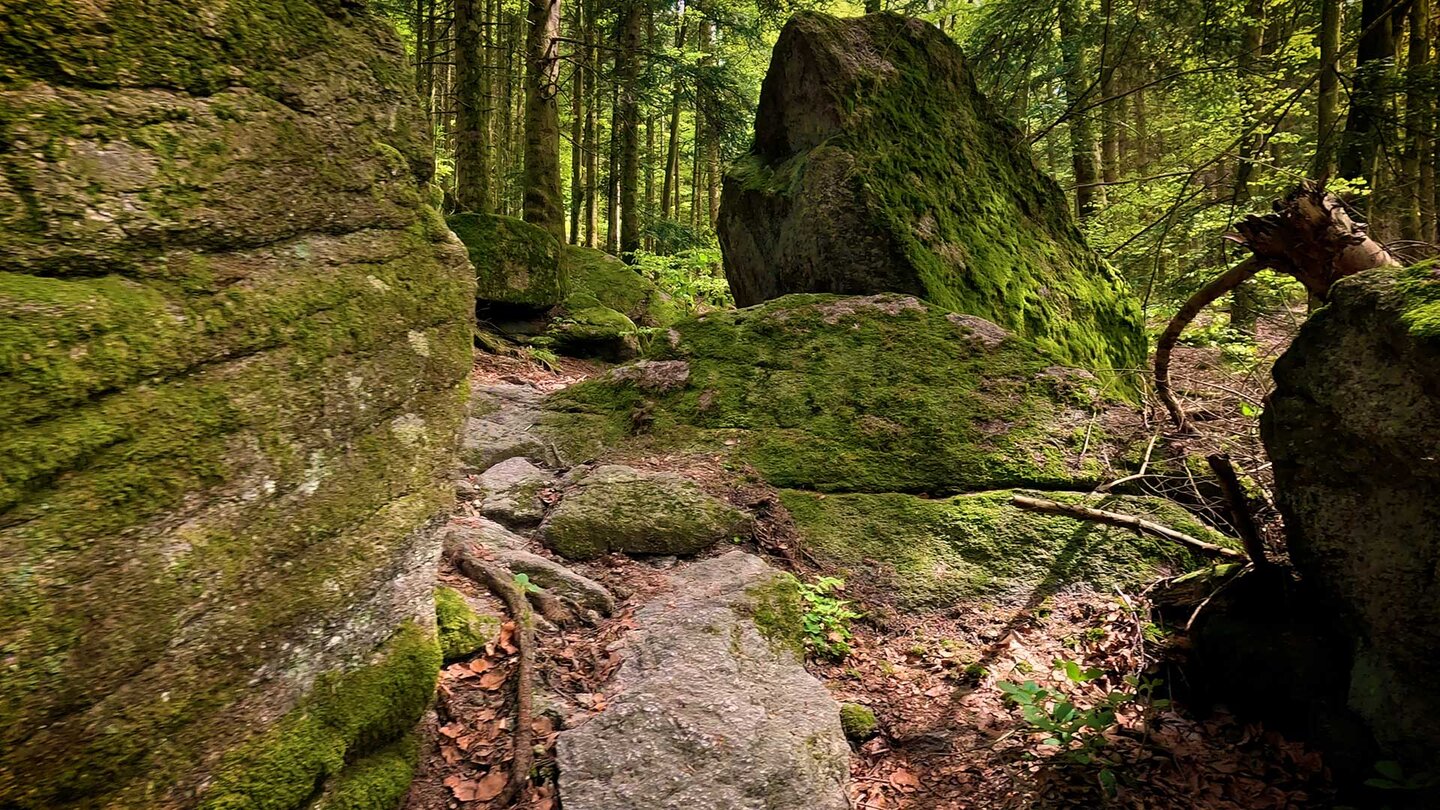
xmin=839 ymin=704 xmax=879 ymax=741
xmin=450 ymin=212 xmax=567 ymax=309
xmin=783 ymin=489 xmax=1232 ymax=608
xmin=1261 ymin=261 xmax=1440 ymax=769
xmin=547 ymin=292 xmax=641 ymax=360
xmin=562 ymin=245 xmax=682 ymax=327
xmin=719 ymin=12 xmax=1145 ymax=375
xmin=0 ymin=2 xmax=470 ymax=806
xmin=543 ymin=294 xmax=1126 ymax=494
xmin=435 ymin=587 xmax=501 ymax=663
xmin=540 ymin=465 xmax=754 ymax=560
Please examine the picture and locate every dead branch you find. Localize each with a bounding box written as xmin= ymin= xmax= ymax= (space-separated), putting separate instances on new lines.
xmin=1010 ymin=494 xmax=1249 ymax=561
xmin=1153 ymin=257 xmax=1264 ymax=433
xmin=1205 ymin=454 xmax=1271 ymax=570
xmin=444 ymin=537 xmax=536 ymax=806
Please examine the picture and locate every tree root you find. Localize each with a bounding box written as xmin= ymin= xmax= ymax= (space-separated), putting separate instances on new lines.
xmin=1010 ymin=494 xmax=1250 ymax=561
xmin=445 ymin=535 xmax=536 ymax=806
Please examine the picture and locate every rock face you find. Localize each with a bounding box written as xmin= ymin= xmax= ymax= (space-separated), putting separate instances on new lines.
xmin=541 ymin=465 xmax=753 ymax=560
xmin=0 ymin=3 xmax=471 ymax=807
xmin=463 ymin=383 xmax=558 ymax=471
xmin=450 ymin=212 xmax=567 ymax=309
xmin=719 ymin=12 xmax=1144 ymax=373
xmin=1261 ymin=263 xmax=1440 ymax=767
xmin=557 ymin=551 xmax=850 ymax=810
xmin=545 ymin=294 xmax=1125 ymax=494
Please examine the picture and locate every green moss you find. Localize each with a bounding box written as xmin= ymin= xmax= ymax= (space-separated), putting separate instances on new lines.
xmin=727 ymin=12 xmax=1145 ymax=378
xmin=448 ymin=212 xmax=567 ymax=308
xmin=1384 ymin=260 xmax=1440 ymax=340
xmin=839 ymin=703 xmax=878 ymax=740
xmin=543 ymin=294 xmax=1118 ymax=494
xmin=310 ymin=735 xmax=421 ymax=810
xmin=435 ymin=586 xmax=499 ymax=662
xmin=782 ymin=489 xmax=1234 ymax=608
xmin=562 ymin=245 xmax=681 ymax=327
xmin=199 ymin=622 xmax=441 ymax=810
xmin=744 ymin=572 xmax=807 ymax=660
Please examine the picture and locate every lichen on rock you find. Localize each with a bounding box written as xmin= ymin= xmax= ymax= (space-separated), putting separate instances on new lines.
xmin=540 ymin=464 xmax=754 ymax=560
xmin=718 ymin=12 xmax=1145 ymax=375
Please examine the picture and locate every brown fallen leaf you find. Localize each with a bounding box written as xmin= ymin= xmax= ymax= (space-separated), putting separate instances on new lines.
xmin=472 ymin=769 xmax=507 ymax=801
xmin=479 ymin=670 xmax=508 ymax=690
xmin=890 ymin=768 xmax=921 ymax=791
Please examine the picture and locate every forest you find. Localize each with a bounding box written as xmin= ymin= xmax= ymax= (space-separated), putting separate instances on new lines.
xmin=1 ymin=0 xmax=1438 ymax=809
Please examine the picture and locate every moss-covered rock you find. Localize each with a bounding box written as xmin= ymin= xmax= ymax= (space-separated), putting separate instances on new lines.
xmin=562 ymin=245 xmax=682 ymax=327
xmin=547 ymin=292 xmax=641 ymax=360
xmin=1261 ymin=261 xmax=1440 ymax=769
xmin=783 ymin=489 xmax=1232 ymax=608
xmin=543 ymin=294 xmax=1125 ymax=494
xmin=435 ymin=586 xmax=500 ymax=663
xmin=450 ymin=212 xmax=567 ymax=309
xmin=839 ymin=704 xmax=878 ymax=741
xmin=540 ymin=465 xmax=754 ymax=560
xmin=718 ymin=12 xmax=1145 ymax=376
xmin=0 ymin=2 xmax=471 ymax=806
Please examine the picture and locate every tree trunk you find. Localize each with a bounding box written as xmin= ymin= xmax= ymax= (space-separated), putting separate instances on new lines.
xmin=617 ymin=0 xmax=643 ymax=259
xmin=1059 ymin=0 xmax=1100 ymax=219
xmin=1402 ymin=0 xmax=1433 ymax=240
xmin=522 ymin=0 xmax=564 ymax=239
xmin=1099 ymin=0 xmax=1119 ymax=188
xmin=1339 ymin=0 xmax=1402 ymax=189
xmin=568 ymin=1 xmax=584 ymax=243
xmin=661 ymin=18 xmax=686 ymax=224
xmin=1314 ymin=0 xmax=1342 ymax=181
xmin=582 ymin=0 xmax=597 ymax=247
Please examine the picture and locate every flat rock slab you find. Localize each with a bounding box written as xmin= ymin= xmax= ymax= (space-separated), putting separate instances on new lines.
xmin=475 ymin=457 xmax=555 ymax=525
xmin=462 ymin=383 xmax=557 ymax=472
xmin=540 ymin=465 xmax=753 ymax=560
xmin=557 ymin=551 xmax=850 ymax=810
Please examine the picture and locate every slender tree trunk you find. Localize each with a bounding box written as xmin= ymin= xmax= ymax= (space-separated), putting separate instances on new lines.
xmin=522 ymin=0 xmax=564 ymax=239
xmin=1339 ymin=0 xmax=1401 ymax=189
xmin=661 ymin=18 xmax=686 ymax=223
xmin=644 ymin=7 xmax=656 ymax=250
xmin=1314 ymin=0 xmax=1342 ymax=180
xmin=568 ymin=2 xmax=584 ymax=243
xmin=617 ymin=0 xmax=643 ymax=259
xmin=1099 ymin=0 xmax=1119 ymax=188
xmin=1401 ymin=0 xmax=1433 ymax=239
xmin=701 ymin=21 xmax=721 ymax=228
xmin=606 ymin=66 xmax=620 ymax=253
xmin=1059 ymin=0 xmax=1100 ymax=219
xmin=582 ymin=0 xmax=598 ymax=247
xmin=455 ymin=0 xmax=488 ymax=212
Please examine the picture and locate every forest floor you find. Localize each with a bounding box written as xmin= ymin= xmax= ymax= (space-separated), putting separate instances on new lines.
xmin=404 ymin=322 xmax=1335 ymax=810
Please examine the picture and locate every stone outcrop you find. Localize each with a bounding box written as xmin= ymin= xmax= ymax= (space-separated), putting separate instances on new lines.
xmin=0 ymin=2 xmax=472 ymax=807
xmin=718 ymin=12 xmax=1144 ymax=374
xmin=557 ymin=551 xmax=850 ymax=810
xmin=1261 ymin=262 xmax=1440 ymax=769
xmin=540 ymin=465 xmax=753 ymax=560
xmin=450 ymin=212 xmax=567 ymax=309
xmin=544 ymin=294 xmax=1128 ymax=494
xmin=474 ymin=456 xmax=555 ymax=525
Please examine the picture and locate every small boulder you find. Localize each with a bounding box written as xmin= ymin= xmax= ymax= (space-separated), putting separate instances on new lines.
xmin=562 ymin=245 xmax=682 ymax=327
xmin=540 ymin=465 xmax=753 ymax=560
xmin=450 ymin=212 xmax=567 ymax=309
xmin=475 ymin=457 xmax=555 ymax=525
xmin=556 ymin=551 xmax=850 ymax=810
xmin=546 ymin=293 xmax=641 ymax=361
xmin=435 ymin=586 xmax=500 ymax=663
xmin=839 ymin=703 xmax=879 ymax=741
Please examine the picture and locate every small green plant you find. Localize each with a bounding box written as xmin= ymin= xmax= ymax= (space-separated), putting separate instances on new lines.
xmin=520 ymin=347 xmax=563 ymax=372
xmin=513 ymin=573 xmax=541 ymax=594
xmin=1365 ymin=759 xmax=1438 ymax=791
xmin=997 ymin=660 xmax=1169 ymax=796
xmin=797 ymin=576 xmax=861 ymax=660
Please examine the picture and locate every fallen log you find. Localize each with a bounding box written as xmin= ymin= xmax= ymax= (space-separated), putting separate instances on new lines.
xmin=1010 ymin=494 xmax=1249 ymax=562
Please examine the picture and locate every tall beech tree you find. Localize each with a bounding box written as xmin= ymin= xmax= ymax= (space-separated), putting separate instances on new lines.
xmin=522 ymin=0 xmax=564 ymax=239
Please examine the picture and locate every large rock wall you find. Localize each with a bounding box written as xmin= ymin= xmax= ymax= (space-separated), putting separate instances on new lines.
xmin=719 ymin=12 xmax=1145 ymax=374
xmin=1261 ymin=262 xmax=1440 ymax=769
xmin=0 ymin=2 xmax=472 ymax=807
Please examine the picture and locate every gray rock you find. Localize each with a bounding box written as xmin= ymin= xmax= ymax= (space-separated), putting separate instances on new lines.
xmin=443 ymin=517 xmax=616 ymax=616
xmin=476 ymin=457 xmax=555 ymax=525
xmin=557 ymin=551 xmax=850 ymax=810
xmin=1262 ymin=264 xmax=1440 ymax=768
xmin=540 ymin=465 xmax=753 ymax=560
xmin=462 ymin=383 xmax=558 ymax=471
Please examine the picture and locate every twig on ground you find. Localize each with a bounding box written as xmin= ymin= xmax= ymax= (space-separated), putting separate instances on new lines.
xmin=1010 ymin=495 xmax=1248 ymax=561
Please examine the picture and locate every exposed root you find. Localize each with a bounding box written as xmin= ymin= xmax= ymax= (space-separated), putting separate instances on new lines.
xmin=444 ymin=535 xmax=536 ymax=806
xmin=1010 ymin=494 xmax=1250 ymax=561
